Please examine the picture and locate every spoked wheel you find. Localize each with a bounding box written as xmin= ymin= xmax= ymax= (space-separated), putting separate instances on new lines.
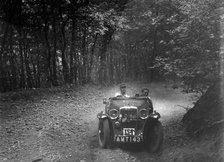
xmin=146 ymin=121 xmax=163 ymax=153
xmin=98 ymin=119 xmax=111 ymax=148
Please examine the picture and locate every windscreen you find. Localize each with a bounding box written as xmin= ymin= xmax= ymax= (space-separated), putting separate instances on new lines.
xmin=110 ymin=98 xmax=147 ymax=107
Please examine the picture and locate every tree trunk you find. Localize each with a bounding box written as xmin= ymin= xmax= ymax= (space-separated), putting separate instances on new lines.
xmin=36 ymin=49 xmax=41 ymax=87
xmin=99 ymin=26 xmax=114 ymax=84
xmin=31 ymin=56 xmax=37 ymax=88
xmin=9 ymin=26 xmax=17 ymax=90
xmin=52 ymin=19 xmax=58 ymax=86
xmin=69 ymin=20 xmax=76 ymax=84
xmin=111 ymin=52 xmax=114 ymax=83
xmin=87 ymin=33 xmax=98 ymax=82
xmin=24 ymin=44 xmax=32 ymax=88
xmin=19 ymin=30 xmax=26 ymax=88
xmin=61 ymin=23 xmax=69 ymax=84
xmin=0 ymin=22 xmax=10 ymax=92
xmin=73 ymin=20 xmax=78 ymax=85
xmin=81 ymin=25 xmax=87 ymax=84
xmin=73 ymin=47 xmax=77 ymax=85
xmin=44 ymin=21 xmax=53 ymax=87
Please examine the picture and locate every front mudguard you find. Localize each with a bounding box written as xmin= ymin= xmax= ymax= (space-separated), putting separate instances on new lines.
xmin=143 ymin=111 xmax=161 ymax=139
xmin=97 ymin=111 xmax=114 ymax=140
xmin=143 ymin=112 xmax=163 ymax=152
xmin=97 ymin=111 xmax=108 ymax=119
xmin=149 ymin=111 xmax=161 ymax=119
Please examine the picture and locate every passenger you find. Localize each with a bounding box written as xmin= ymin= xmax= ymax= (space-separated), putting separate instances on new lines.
xmin=141 ymin=88 xmax=149 ymax=96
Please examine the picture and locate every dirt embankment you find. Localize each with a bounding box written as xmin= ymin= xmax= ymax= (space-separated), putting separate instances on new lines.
xmin=183 ymin=80 xmax=224 ymax=161
xmin=183 ymin=80 xmax=224 ymax=135
xmin=0 ymin=82 xmax=223 ymax=162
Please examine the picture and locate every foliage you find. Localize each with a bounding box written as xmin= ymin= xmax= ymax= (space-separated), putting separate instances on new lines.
xmin=0 ymin=0 xmax=129 ymax=91
xmin=106 ymin=0 xmax=222 ymax=92
xmin=153 ymin=0 xmax=221 ymax=93
xmin=0 ymin=0 xmax=223 ymax=92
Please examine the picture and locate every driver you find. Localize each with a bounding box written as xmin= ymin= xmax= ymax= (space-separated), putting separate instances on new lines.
xmin=115 ymin=84 xmax=129 ymax=97
xmin=120 ymin=84 xmax=126 ymax=96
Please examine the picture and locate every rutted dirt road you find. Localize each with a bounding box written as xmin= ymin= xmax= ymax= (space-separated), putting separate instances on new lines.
xmin=0 ymin=82 xmax=197 ymax=162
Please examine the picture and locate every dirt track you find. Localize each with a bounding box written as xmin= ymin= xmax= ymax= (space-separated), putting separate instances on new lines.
xmin=0 ymin=82 xmax=197 ymax=162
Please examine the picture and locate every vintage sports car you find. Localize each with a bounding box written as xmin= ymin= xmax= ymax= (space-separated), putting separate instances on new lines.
xmin=97 ymin=88 xmax=163 ymax=152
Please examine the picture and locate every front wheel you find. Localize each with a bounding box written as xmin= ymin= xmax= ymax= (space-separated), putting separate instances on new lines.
xmin=145 ymin=120 xmax=163 ymax=152
xmin=98 ymin=119 xmax=111 ymax=148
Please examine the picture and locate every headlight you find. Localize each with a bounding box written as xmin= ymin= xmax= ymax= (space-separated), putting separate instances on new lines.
xmin=109 ymin=109 xmax=119 ymax=119
xmin=139 ymin=109 xmax=149 ymax=119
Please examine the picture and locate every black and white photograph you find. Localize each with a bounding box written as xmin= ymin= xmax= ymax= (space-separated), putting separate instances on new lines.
xmin=0 ymin=0 xmax=224 ymax=161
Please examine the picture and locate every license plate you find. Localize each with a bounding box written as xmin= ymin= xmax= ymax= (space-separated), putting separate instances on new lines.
xmin=123 ymin=128 xmax=135 ymax=136
xmin=114 ymin=135 xmax=143 ymax=143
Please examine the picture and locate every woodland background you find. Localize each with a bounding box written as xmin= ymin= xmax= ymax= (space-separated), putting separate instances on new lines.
xmin=0 ymin=0 xmax=223 ymax=93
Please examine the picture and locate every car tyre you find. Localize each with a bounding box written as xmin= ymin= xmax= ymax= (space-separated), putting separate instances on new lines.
xmin=146 ymin=120 xmax=163 ymax=153
xmin=98 ymin=119 xmax=111 ymax=148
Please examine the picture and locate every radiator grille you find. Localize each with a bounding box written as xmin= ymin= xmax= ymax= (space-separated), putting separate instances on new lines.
xmin=119 ymin=106 xmax=138 ymax=123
